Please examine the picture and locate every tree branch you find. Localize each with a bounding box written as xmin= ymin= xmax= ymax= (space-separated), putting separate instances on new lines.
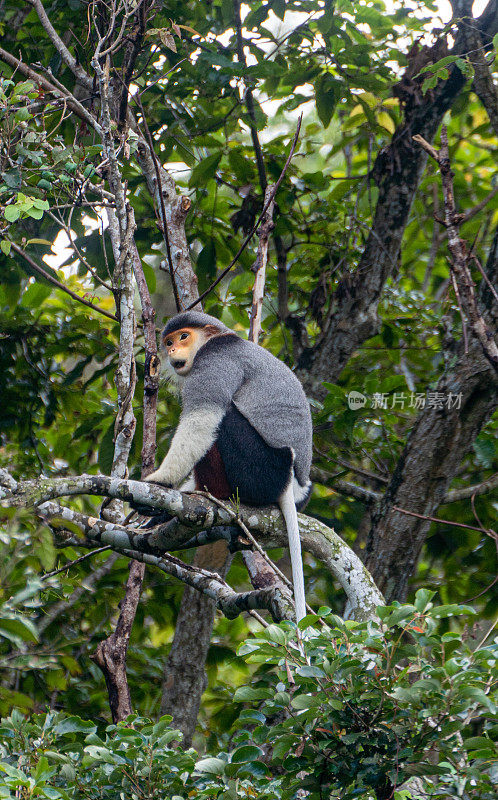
xmin=9 ymin=241 xmax=118 ymax=322
xmin=188 ymin=115 xmax=302 ymax=310
xmin=298 ymin=3 xmax=498 ymax=395
xmin=135 ymin=137 xmax=195 ymax=308
xmin=413 ymin=128 xmax=498 ymax=373
xmin=26 ymin=0 xmax=93 ymax=90
xmin=0 ymin=471 xmax=383 ymax=621
xmin=0 ymin=46 xmax=100 ymax=132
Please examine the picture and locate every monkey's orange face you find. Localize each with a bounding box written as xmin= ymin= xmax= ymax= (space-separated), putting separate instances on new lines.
xmin=163 ymin=327 xmax=203 ymax=376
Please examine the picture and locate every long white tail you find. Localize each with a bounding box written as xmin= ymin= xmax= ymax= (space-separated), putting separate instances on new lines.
xmin=279 ymin=482 xmax=306 ymax=622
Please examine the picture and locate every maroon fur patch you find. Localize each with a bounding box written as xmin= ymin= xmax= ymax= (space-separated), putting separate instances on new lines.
xmin=194 ymin=444 xmax=231 ymax=498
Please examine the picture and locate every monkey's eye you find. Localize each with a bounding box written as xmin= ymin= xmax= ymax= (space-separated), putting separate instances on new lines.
xmin=165 ymin=339 xmax=173 ymax=347
xmin=179 ymin=332 xmax=189 ymax=341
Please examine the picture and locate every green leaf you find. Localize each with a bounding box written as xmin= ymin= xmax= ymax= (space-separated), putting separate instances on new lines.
xmin=315 ymin=74 xmax=340 ymax=128
xmin=264 ymin=624 xmax=288 ymax=645
xmin=457 ymin=686 xmax=496 ymax=713
xmin=14 ymin=106 xmax=31 ymax=122
xmin=233 ymin=686 xmax=273 ymax=702
xmin=297 ymin=665 xmax=326 ymax=678
xmin=231 ymin=745 xmax=263 ymax=763
xmin=414 ymin=588 xmax=435 ymax=612
xmin=26 ymin=206 xmax=44 ymax=220
xmin=463 ymin=736 xmax=496 ymax=752
xmin=0 ymin=239 xmax=11 ymax=255
xmin=20 ymin=283 xmax=52 ymax=308
xmin=0 ymin=616 xmax=39 ymax=643
xmin=84 ymin=745 xmax=118 ymax=764
xmin=428 ymin=604 xmax=475 ymax=619
xmin=31 ymin=198 xmax=50 ymax=210
xmin=195 ymin=757 xmax=226 ymax=775
xmin=4 ymin=205 xmax=20 ymax=222
xmin=291 ymin=694 xmax=319 ymax=710
xmin=189 ymin=153 xmax=222 ymax=187
xmin=271 ymin=0 xmax=286 ymax=20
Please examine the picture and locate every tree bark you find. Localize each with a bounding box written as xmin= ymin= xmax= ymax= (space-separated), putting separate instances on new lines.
xmin=159 ymin=541 xmax=230 ymax=746
xmin=298 ymin=4 xmax=498 ymax=394
xmin=365 ymin=228 xmax=498 ymax=600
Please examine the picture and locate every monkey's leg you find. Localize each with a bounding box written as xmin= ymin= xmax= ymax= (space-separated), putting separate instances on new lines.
xmin=279 ymin=482 xmax=306 ymax=623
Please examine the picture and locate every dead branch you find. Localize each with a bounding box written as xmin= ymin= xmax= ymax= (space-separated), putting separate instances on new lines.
xmin=248 ymin=184 xmax=274 ymax=342
xmin=0 ymin=46 xmax=100 ymax=131
xmin=413 ymin=128 xmax=498 ymax=373
xmin=27 ymin=0 xmax=93 ymax=90
xmin=189 ymin=115 xmax=302 ymax=310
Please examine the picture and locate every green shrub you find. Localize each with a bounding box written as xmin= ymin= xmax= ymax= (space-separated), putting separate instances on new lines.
xmin=0 ymin=593 xmax=496 ymax=799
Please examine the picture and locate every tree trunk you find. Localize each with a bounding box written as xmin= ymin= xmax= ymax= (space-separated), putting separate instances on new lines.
xmin=160 ymin=540 xmax=230 ymax=746
xmin=298 ymin=5 xmax=498 ymax=393
xmin=365 ymin=229 xmax=498 ymax=600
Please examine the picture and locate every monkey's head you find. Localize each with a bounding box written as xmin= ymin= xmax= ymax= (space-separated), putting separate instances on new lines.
xmin=161 ymin=311 xmax=228 ymax=377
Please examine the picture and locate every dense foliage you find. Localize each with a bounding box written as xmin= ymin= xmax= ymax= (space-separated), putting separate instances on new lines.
xmin=0 ymin=0 xmax=497 ymax=795
xmin=0 ymin=596 xmax=496 ymax=799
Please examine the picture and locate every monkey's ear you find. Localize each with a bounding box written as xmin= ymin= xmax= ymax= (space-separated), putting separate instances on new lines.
xmin=204 ymin=324 xmax=223 ymax=337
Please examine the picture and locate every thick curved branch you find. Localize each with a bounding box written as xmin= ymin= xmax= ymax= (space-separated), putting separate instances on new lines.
xmin=0 ymin=471 xmax=383 ymax=621
xmin=37 ymin=501 xmax=293 ymax=622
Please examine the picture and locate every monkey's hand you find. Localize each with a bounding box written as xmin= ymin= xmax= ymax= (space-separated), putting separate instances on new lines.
xmin=143 ymin=470 xmax=173 ymax=487
xmin=128 ymin=472 xmax=173 ymax=518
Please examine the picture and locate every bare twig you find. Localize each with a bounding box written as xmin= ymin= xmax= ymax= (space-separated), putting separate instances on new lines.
xmin=393 ymin=505 xmax=497 ymax=539
xmin=38 ymin=553 xmax=120 ymax=633
xmin=470 ymin=253 xmax=498 ymax=306
xmin=450 ymin=270 xmax=469 ymax=354
xmin=41 ymin=547 xmax=111 ymax=580
xmin=248 ymin=184 xmax=274 ymax=342
xmin=413 ymin=129 xmax=498 ymax=373
xmin=9 ymin=241 xmax=118 ymax=322
xmin=46 ymin=210 xmax=113 ymax=292
xmin=134 ymin=94 xmax=181 ymax=311
xmin=36 ymin=64 xmax=100 ymax=132
xmin=26 ymin=0 xmax=93 ymax=90
xmin=188 ymin=115 xmax=303 ymax=310
xmin=465 ymin=24 xmax=498 ymax=137
xmin=196 ymin=491 xmax=316 ymax=617
xmin=117 ymin=0 xmax=149 ymax=127
xmin=0 ymin=46 xmax=100 ymax=131
xmin=234 ymin=0 xmax=267 ymax=191
xmin=311 ymin=466 xmax=381 ymax=505
xmin=443 ymin=472 xmax=498 ymax=503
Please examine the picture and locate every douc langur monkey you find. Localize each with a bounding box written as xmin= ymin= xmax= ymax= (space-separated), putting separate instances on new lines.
xmin=145 ymin=311 xmax=313 ymax=622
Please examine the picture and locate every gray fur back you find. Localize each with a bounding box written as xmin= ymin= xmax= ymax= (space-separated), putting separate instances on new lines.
xmin=182 ymin=334 xmax=312 ymax=486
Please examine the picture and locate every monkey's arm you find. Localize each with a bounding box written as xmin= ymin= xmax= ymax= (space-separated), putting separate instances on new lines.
xmin=146 ymin=407 xmax=225 ymax=486
xmin=147 ymin=340 xmax=245 ymax=487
